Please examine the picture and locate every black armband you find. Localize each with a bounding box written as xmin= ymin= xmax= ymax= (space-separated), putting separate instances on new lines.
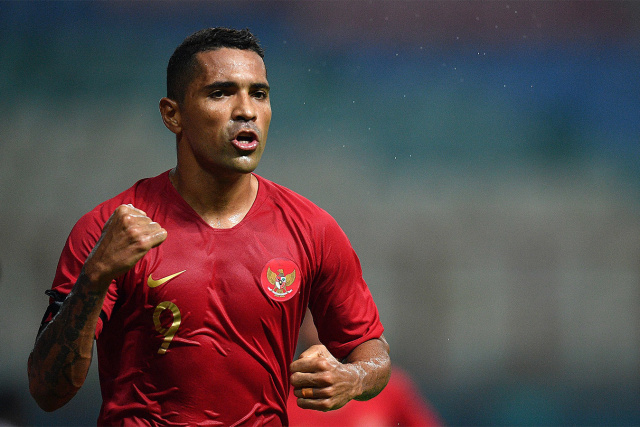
xmin=37 ymin=289 xmax=67 ymax=335
xmin=38 ymin=289 xmax=107 ymax=339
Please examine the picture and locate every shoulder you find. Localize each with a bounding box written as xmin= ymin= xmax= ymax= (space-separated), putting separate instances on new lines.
xmin=255 ymin=174 xmax=335 ymax=225
xmin=74 ymin=171 xmax=170 ymax=233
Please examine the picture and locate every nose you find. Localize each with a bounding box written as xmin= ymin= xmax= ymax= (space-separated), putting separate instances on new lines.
xmin=232 ymin=92 xmax=256 ymax=122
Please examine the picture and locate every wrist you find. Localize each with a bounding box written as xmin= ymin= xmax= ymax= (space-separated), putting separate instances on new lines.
xmin=78 ymin=264 xmax=112 ymax=292
xmin=343 ymin=362 xmax=366 ymax=400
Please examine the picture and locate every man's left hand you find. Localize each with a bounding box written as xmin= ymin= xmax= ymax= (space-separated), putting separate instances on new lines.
xmin=289 ymin=344 xmax=362 ymax=411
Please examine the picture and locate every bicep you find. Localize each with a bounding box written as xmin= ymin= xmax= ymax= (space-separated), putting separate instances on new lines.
xmin=309 ymin=217 xmax=385 ymax=359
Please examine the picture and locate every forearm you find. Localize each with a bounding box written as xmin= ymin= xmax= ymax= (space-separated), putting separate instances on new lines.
xmin=343 ymin=335 xmax=391 ymax=401
xmin=290 ymin=335 xmax=391 ymax=411
xmin=28 ymin=273 xmax=107 ymax=411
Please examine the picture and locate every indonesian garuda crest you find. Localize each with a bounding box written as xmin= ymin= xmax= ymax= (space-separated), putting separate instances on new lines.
xmin=266 ymin=267 xmax=296 ymax=297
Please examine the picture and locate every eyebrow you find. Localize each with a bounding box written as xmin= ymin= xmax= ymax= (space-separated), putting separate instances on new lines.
xmin=204 ymin=81 xmax=270 ymax=92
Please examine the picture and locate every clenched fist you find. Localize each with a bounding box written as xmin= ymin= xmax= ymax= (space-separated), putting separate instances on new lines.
xmin=289 ymin=344 xmax=361 ymax=412
xmin=82 ymin=204 xmax=167 ymax=289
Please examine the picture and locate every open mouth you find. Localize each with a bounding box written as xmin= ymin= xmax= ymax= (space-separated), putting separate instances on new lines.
xmin=231 ymin=130 xmax=259 ymax=151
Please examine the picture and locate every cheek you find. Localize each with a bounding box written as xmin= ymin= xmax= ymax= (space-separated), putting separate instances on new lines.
xmin=185 ymin=106 xmax=225 ymax=130
xmin=261 ymin=108 xmax=272 ymax=136
xmin=203 ymin=114 xmax=231 ymax=140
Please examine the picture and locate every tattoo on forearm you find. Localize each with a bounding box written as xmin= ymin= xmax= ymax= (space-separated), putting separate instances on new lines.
xmin=34 ymin=279 xmax=103 ymax=395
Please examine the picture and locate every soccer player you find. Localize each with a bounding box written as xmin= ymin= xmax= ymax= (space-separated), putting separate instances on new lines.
xmin=27 ymin=27 xmax=390 ymax=425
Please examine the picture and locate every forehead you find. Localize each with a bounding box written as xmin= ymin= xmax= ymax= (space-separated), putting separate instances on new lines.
xmin=193 ymin=48 xmax=267 ymax=84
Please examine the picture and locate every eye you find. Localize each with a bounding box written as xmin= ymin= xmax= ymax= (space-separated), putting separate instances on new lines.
xmin=209 ymin=90 xmax=225 ymax=99
xmin=253 ymin=90 xmax=268 ymax=100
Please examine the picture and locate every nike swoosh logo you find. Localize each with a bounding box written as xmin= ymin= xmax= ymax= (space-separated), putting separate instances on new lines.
xmin=147 ymin=270 xmax=186 ymax=288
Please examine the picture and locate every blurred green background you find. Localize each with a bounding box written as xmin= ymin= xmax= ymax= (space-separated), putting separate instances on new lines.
xmin=1 ymin=1 xmax=639 ymax=425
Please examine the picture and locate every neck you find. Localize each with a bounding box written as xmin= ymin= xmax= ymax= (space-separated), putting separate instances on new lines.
xmin=169 ymin=167 xmax=258 ymax=229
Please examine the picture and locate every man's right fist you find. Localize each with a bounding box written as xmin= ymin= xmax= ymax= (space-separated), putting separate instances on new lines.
xmin=82 ymin=204 xmax=167 ymax=289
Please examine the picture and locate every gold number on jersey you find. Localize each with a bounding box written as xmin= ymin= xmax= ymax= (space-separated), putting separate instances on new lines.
xmin=153 ymin=301 xmax=181 ymax=355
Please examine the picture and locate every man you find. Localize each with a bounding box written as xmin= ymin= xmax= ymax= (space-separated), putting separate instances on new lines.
xmin=28 ymin=27 xmax=390 ymax=425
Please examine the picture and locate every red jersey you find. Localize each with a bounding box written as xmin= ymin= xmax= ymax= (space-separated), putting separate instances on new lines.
xmin=49 ymin=171 xmax=384 ymax=426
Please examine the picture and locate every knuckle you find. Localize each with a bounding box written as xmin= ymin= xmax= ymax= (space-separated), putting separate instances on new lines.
xmin=136 ymin=234 xmax=156 ymax=249
xmin=316 ymin=371 xmax=332 ymax=385
xmin=120 ymin=213 xmax=137 ymax=228
xmin=114 ymin=204 xmax=133 ymax=217
xmin=152 ymin=223 xmax=166 ymax=234
xmin=317 ymin=359 xmax=330 ymax=370
xmin=124 ymin=224 xmax=141 ymax=240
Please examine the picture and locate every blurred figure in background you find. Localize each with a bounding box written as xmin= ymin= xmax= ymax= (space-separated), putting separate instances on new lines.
xmin=288 ymin=310 xmax=443 ymax=427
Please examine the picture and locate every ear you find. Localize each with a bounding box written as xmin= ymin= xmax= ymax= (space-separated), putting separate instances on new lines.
xmin=159 ymin=97 xmax=181 ymax=135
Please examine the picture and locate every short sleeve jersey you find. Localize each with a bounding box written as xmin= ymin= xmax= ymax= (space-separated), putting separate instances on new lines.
xmin=49 ymin=171 xmax=384 ymax=426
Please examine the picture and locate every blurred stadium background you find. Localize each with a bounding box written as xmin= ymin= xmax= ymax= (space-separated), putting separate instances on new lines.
xmin=1 ymin=1 xmax=638 ymax=425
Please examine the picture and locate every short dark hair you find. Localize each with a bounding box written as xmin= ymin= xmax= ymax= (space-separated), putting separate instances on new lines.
xmin=166 ymin=27 xmax=265 ymax=103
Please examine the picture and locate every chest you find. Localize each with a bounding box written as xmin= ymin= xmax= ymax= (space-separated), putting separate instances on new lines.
xmin=112 ymin=219 xmax=313 ymax=344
